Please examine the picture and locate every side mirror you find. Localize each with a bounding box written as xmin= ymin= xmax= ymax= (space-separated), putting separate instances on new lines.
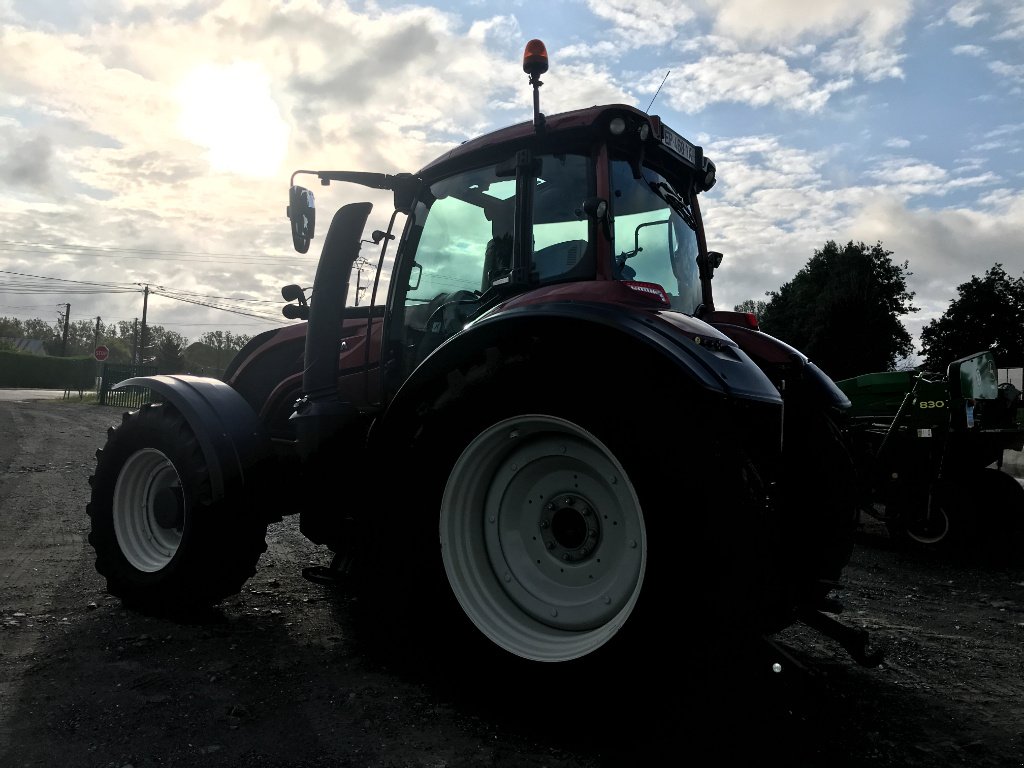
xmin=287 ymin=186 xmax=316 ymax=254
xmin=281 ymin=284 xmax=309 ymax=320
xmin=409 ymin=261 xmax=422 ymax=291
xmin=281 ymin=284 xmax=308 ymax=305
xmin=282 ymin=303 xmax=309 ymax=320
xmin=697 ymin=250 xmax=724 ymax=281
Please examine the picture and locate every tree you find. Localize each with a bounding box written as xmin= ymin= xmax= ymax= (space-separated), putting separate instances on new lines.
xmin=197 ymin=330 xmax=251 ymax=370
xmin=760 ymin=240 xmax=917 ymax=380
xmin=733 ymin=299 xmax=768 ymax=321
xmin=919 ymin=263 xmax=1024 ymax=371
xmin=155 ymin=333 xmax=187 ymax=373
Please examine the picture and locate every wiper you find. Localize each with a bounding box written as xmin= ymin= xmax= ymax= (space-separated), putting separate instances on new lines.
xmin=649 ymin=180 xmax=697 ymax=231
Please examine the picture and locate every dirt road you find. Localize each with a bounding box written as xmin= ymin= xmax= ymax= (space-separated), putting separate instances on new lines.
xmin=2 ymin=399 xmax=1023 ymax=767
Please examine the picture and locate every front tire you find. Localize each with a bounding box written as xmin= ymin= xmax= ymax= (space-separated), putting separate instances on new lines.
xmin=87 ymin=402 xmax=268 ymax=614
xmin=886 ymin=478 xmax=973 ymax=555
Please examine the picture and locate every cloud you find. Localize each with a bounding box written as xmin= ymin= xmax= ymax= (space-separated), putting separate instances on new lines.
xmin=0 ymin=134 xmax=54 ymax=189
xmin=843 ymin=191 xmax=1024 ymax=341
xmin=583 ymin=0 xmax=694 ymax=47
xmin=659 ymin=51 xmax=850 ymax=113
xmin=952 ymin=44 xmax=987 ymax=56
xmin=946 ymin=1 xmax=987 ymax=28
xmin=708 ymin=0 xmax=913 ymax=45
xmin=989 ymin=60 xmax=1024 ymax=90
xmin=993 ymin=3 xmax=1024 ymax=40
xmin=816 ymin=36 xmax=906 ymax=82
xmin=0 ymin=0 xmax=1021 ymax=349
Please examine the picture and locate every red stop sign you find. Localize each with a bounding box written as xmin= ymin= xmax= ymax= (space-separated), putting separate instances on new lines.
xmin=94 ymin=345 xmax=109 ymax=362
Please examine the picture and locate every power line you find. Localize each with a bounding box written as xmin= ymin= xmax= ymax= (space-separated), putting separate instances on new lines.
xmin=0 ymin=268 xmax=138 ymax=290
xmin=0 ymin=268 xmax=298 ymax=328
xmin=150 ymin=288 xmax=289 ymax=324
xmin=0 ymin=239 xmax=313 ymax=261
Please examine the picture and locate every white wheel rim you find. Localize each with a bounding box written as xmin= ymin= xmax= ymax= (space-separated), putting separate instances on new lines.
xmin=112 ymin=448 xmax=185 ymax=572
xmin=440 ymin=415 xmax=646 ymax=662
xmin=905 ymin=505 xmax=950 ymax=545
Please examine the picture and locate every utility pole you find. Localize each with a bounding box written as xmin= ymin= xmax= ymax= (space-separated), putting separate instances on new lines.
xmin=139 ymin=285 xmax=150 ymax=366
xmin=93 ymin=316 xmax=102 ymax=347
xmin=131 ymin=319 xmax=139 ymax=365
xmin=60 ymin=303 xmax=70 ymax=357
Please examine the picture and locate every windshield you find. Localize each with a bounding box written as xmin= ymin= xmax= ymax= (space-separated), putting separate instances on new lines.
xmin=609 ymin=159 xmax=702 ymax=314
xmin=405 ymin=153 xmax=591 ymax=307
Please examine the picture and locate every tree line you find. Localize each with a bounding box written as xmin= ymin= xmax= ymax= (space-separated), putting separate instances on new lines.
xmin=734 ymin=240 xmax=1023 ymax=380
xmin=0 ymin=316 xmax=253 ymax=375
xmin=4 ymin=241 xmax=1021 ymax=382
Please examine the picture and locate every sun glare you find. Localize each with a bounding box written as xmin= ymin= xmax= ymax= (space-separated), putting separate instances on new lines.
xmin=176 ymin=62 xmax=289 ymax=178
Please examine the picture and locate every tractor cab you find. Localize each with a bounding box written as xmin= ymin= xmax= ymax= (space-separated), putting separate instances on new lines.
xmin=285 ymin=39 xmax=723 ymax=403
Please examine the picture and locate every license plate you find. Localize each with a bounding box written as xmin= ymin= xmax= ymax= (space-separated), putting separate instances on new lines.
xmin=661 ymin=125 xmax=696 ymax=165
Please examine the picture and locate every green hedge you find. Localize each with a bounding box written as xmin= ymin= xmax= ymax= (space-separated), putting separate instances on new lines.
xmin=0 ymin=350 xmax=99 ymax=390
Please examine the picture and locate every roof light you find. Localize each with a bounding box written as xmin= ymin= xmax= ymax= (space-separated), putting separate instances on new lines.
xmin=638 ymin=123 xmax=650 ymax=141
xmin=703 ymin=160 xmax=717 ymax=191
xmin=523 ymin=39 xmax=548 ymax=76
xmin=609 ymin=117 xmax=626 ymax=136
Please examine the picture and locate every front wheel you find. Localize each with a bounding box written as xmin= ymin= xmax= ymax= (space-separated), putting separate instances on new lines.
xmin=440 ymin=414 xmax=646 ymax=662
xmin=886 ymin=478 xmax=973 ymax=555
xmin=87 ymin=402 xmax=268 ymax=614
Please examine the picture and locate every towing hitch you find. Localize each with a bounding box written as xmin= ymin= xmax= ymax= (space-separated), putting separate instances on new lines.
xmin=797 ymin=608 xmax=885 ymax=667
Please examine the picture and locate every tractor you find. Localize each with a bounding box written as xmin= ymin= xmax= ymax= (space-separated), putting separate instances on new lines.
xmin=87 ymin=40 xmax=880 ymax=700
xmin=838 ymin=350 xmax=1024 ymax=556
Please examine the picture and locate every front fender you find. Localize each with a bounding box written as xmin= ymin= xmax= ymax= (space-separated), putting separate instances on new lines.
xmin=114 ymin=374 xmax=272 ymax=502
xmin=709 ymin=323 xmax=851 ymax=414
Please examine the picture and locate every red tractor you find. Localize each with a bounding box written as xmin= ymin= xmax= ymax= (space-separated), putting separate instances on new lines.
xmin=87 ymin=41 xmax=878 ymax=695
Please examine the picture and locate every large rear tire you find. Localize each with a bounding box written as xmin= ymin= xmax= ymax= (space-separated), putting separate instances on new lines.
xmin=355 ymin=343 xmax=776 ymax=698
xmin=87 ymin=402 xmax=268 ymax=615
xmin=439 ymin=413 xmax=646 ymax=662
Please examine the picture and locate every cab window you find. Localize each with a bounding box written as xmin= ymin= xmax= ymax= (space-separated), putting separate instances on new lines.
xmin=609 ymin=159 xmax=702 ymax=314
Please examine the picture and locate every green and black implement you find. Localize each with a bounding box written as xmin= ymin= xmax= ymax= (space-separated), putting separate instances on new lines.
xmin=838 ymin=351 xmax=1024 ymax=554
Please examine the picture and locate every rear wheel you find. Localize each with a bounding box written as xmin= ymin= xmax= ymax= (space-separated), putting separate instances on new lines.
xmin=439 ymin=414 xmax=645 ymax=662
xmin=87 ymin=403 xmax=268 ymax=614
xmin=355 ymin=344 xmax=775 ymax=697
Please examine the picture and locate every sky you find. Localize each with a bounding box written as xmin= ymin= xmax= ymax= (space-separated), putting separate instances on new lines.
xmin=1 ymin=0 xmax=1022 ymax=364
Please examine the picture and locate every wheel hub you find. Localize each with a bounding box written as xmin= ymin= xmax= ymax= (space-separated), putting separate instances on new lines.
xmin=541 ymin=494 xmax=599 ymax=562
xmin=153 ymin=486 xmax=184 ymax=531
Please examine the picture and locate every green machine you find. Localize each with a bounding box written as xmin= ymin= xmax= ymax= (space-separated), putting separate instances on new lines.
xmin=837 ymin=351 xmax=1024 ymax=554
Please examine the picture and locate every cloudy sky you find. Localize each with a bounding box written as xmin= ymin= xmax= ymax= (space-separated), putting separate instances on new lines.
xmin=1 ymin=0 xmax=1022 ymax=362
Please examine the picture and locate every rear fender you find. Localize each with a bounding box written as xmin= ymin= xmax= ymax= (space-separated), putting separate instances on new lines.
xmin=375 ymin=304 xmax=783 ymax=446
xmin=114 ymin=374 xmax=273 ymax=502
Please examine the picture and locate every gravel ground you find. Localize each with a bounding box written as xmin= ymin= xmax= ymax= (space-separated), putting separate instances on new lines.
xmin=1 ymin=398 xmax=1023 ymax=767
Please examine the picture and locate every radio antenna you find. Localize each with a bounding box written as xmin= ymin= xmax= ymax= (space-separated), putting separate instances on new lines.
xmin=645 ymin=70 xmax=671 ymax=114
